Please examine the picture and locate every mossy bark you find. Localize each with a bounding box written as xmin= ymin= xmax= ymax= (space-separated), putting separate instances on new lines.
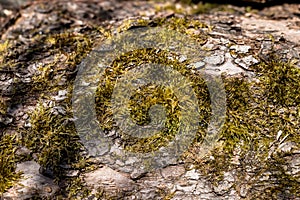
xmin=1 ymin=1 xmax=300 ymax=199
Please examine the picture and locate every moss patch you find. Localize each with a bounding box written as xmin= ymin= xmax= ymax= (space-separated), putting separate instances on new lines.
xmin=0 ymin=98 xmax=8 ymax=115
xmin=185 ymin=56 xmax=300 ymax=197
xmin=118 ymin=17 xmax=210 ymax=43
xmin=156 ymin=1 xmax=235 ymax=15
xmin=95 ymin=47 xmax=211 ymax=153
xmin=23 ymin=101 xmax=83 ymax=179
xmin=11 ymin=26 xmax=109 ymax=196
xmin=0 ymin=135 xmax=22 ymax=194
xmin=0 ymin=40 xmax=12 ymax=68
xmin=4 ymin=12 xmax=299 ymax=198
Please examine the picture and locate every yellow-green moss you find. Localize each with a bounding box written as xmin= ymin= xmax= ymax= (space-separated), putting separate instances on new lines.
xmin=118 ymin=17 xmax=210 ymax=43
xmin=94 ymin=17 xmax=212 ymax=153
xmin=0 ymin=40 xmax=11 ymax=67
xmin=31 ymin=32 xmax=95 ymax=93
xmin=185 ymin=56 xmax=300 ymax=196
xmin=21 ymin=30 xmax=100 ymax=174
xmin=90 ymin=17 xmax=299 ymax=197
xmin=157 ymin=1 xmax=235 ymax=15
xmin=191 ymin=2 xmax=234 ymax=14
xmin=17 ymin=14 xmax=300 ymax=198
xmin=0 ymin=135 xmax=22 ymax=194
xmin=95 ymin=47 xmax=211 ymax=153
xmin=23 ymin=100 xmax=83 ymax=179
xmin=0 ymin=40 xmax=10 ymax=53
xmin=0 ymin=98 xmax=8 ymax=115
xmin=255 ymin=55 xmax=300 ymax=106
xmin=65 ymin=177 xmax=91 ymax=199
xmin=17 ymin=28 xmax=109 ymax=196
xmin=163 ymin=190 xmax=176 ymax=200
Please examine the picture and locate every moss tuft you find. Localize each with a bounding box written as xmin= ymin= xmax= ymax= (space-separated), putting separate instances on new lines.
xmin=0 ymin=40 xmax=11 ymax=67
xmin=0 ymin=135 xmax=22 ymax=194
xmin=95 ymin=47 xmax=211 ymax=153
xmin=187 ymin=56 xmax=300 ymax=196
xmin=24 ymin=101 xmax=83 ymax=179
xmin=253 ymin=55 xmax=300 ymax=107
xmin=118 ymin=17 xmax=210 ymax=43
xmin=0 ymin=98 xmax=8 ymax=115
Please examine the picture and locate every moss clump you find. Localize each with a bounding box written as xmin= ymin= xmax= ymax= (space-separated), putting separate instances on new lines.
xmin=118 ymin=17 xmax=210 ymax=44
xmin=190 ymin=2 xmax=233 ymax=14
xmin=0 ymin=98 xmax=8 ymax=115
xmin=185 ymin=55 xmax=300 ymax=197
xmin=32 ymin=32 xmax=95 ymax=92
xmin=0 ymin=40 xmax=10 ymax=53
xmin=24 ymin=101 xmax=83 ymax=179
xmin=20 ymin=29 xmax=105 ymax=179
xmin=124 ymin=84 xmax=181 ymax=152
xmin=95 ymin=17 xmax=212 ymax=154
xmin=15 ymin=26 xmax=108 ymax=196
xmin=157 ymin=1 xmax=234 ymax=15
xmin=252 ymin=151 xmax=300 ymax=199
xmin=95 ymin=47 xmax=211 ymax=153
xmin=0 ymin=135 xmax=22 ymax=194
xmin=64 ymin=177 xmax=111 ymax=200
xmin=65 ymin=177 xmax=91 ymax=199
xmin=186 ymin=75 xmax=254 ymax=182
xmin=45 ymin=32 xmax=93 ymax=66
xmin=12 ymin=12 xmax=300 ymax=198
xmin=0 ymin=40 xmax=12 ymax=68
xmin=254 ymin=56 xmax=300 ymax=106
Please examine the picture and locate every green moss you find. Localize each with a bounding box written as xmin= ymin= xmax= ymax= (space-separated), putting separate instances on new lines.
xmin=17 ymin=30 xmax=109 ymax=197
xmin=14 ymin=13 xmax=300 ymax=198
xmin=0 ymin=40 xmax=12 ymax=67
xmin=31 ymin=32 xmax=95 ymax=92
xmin=186 ymin=56 xmax=300 ymax=196
xmin=65 ymin=176 xmax=117 ymax=199
xmin=95 ymin=47 xmax=211 ymax=153
xmin=125 ymin=84 xmax=181 ymax=152
xmin=0 ymin=40 xmax=10 ymax=53
xmin=23 ymin=101 xmax=83 ymax=179
xmin=118 ymin=17 xmax=210 ymax=44
xmin=94 ymin=17 xmax=212 ymax=153
xmin=251 ymin=151 xmax=300 ymax=199
xmin=0 ymin=135 xmax=22 ymax=194
xmin=20 ymin=28 xmax=104 ymax=174
xmin=65 ymin=177 xmax=91 ymax=199
xmin=0 ymin=98 xmax=8 ymax=115
xmin=158 ymin=0 xmax=235 ymax=15
xmin=95 ymin=19 xmax=299 ymax=198
xmin=253 ymin=55 xmax=300 ymax=106
xmin=46 ymin=32 xmax=93 ymax=66
xmin=191 ymin=2 xmax=232 ymax=14
xmin=163 ymin=191 xmax=175 ymax=200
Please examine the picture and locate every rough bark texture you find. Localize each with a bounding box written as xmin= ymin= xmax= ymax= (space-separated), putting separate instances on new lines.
xmin=0 ymin=0 xmax=300 ymax=199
